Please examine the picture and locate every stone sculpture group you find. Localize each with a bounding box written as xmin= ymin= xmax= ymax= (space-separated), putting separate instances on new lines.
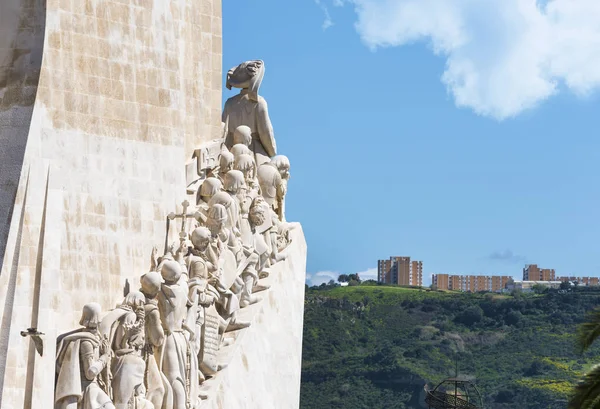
xmin=54 ymin=60 xmax=294 ymax=409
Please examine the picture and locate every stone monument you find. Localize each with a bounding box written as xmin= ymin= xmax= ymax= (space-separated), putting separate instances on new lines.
xmin=0 ymin=1 xmax=306 ymax=408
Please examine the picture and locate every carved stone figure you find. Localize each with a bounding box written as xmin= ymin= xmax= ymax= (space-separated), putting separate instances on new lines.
xmin=270 ymin=155 xmax=290 ymax=221
xmin=205 ymin=204 xmax=251 ymax=331
xmin=208 ymin=191 xmax=240 ymax=239
xmin=131 ymin=385 xmax=154 ymax=409
xmin=217 ymin=151 xmax=234 ymax=184
xmin=100 ymin=292 xmax=146 ymax=409
xmin=247 ymin=198 xmax=273 ymax=284
xmin=223 ymin=60 xmax=276 ymax=167
xmin=257 ymin=162 xmax=284 ymax=211
xmin=223 ymin=170 xmax=252 ymax=248
xmin=52 ymin=58 xmax=298 ymax=409
xmin=223 ymin=170 xmax=247 ymax=241
xmin=185 ymin=227 xmax=222 ymax=381
xmin=156 ymin=260 xmax=199 ymax=409
xmin=223 ymin=170 xmax=246 ymax=199
xmin=194 ymin=177 xmax=222 ymax=227
xmin=252 ymin=195 xmax=289 ymax=265
xmin=234 ymin=153 xmax=259 ymax=198
xmin=140 ymin=271 xmax=172 ymax=409
xmin=233 ymin=125 xmax=252 ymax=147
xmin=55 ymin=303 xmax=115 ymax=409
xmin=230 ymin=143 xmax=252 ymax=159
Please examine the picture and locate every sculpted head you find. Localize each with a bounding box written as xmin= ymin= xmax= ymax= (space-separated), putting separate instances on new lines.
xmin=226 ymin=60 xmax=265 ymax=101
xmin=271 ymin=155 xmax=290 ymax=180
xmin=249 ymin=197 xmax=267 ymax=227
xmin=224 ymin=170 xmax=246 ymax=194
xmin=80 ymin=302 xmax=102 ymax=329
xmin=191 ymin=227 xmax=211 ymax=251
xmin=219 ymin=151 xmax=235 ymax=174
xmin=257 ymin=163 xmax=281 ymax=204
xmin=207 ymin=203 xmax=228 ymax=234
xmin=234 ymin=153 xmax=257 ymax=182
xmin=233 ymin=126 xmax=252 ymax=147
xmin=161 ymin=260 xmax=182 ymax=284
xmin=209 ymin=191 xmax=233 ymax=209
xmin=231 ymin=144 xmax=252 ymax=159
xmin=197 ymin=177 xmax=222 ymax=205
xmin=140 ymin=271 xmax=162 ymax=298
xmin=122 ymin=291 xmax=145 ymax=310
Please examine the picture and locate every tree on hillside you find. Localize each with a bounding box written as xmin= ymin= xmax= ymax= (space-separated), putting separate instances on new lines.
xmin=568 ymin=308 xmax=600 ymax=409
xmin=348 ymin=273 xmax=361 ymax=283
xmin=560 ymin=281 xmax=571 ymax=290
xmin=454 ymin=306 xmax=484 ymax=327
xmin=338 ymin=274 xmax=349 ymax=283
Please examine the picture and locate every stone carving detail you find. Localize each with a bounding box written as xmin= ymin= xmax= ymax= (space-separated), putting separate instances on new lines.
xmin=55 ymin=303 xmax=115 ymax=409
xmin=223 ymin=60 xmax=276 ymax=167
xmin=55 ymin=59 xmax=293 ymax=408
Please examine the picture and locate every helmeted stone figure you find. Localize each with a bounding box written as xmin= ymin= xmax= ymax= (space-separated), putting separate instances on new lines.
xmin=257 ymin=162 xmax=284 ymax=212
xmin=217 ymin=151 xmax=234 ymax=185
xmin=194 ymin=177 xmax=222 ymax=227
xmin=155 ymin=260 xmax=199 ymax=409
xmin=224 ymin=170 xmax=252 ymax=247
xmin=234 ymin=153 xmax=259 ymax=198
xmin=205 ymin=204 xmax=251 ymax=331
xmin=247 ymin=197 xmax=273 ymax=282
xmin=233 ymin=125 xmax=252 ymax=147
xmin=140 ymin=271 xmax=172 ymax=409
xmin=55 ymin=303 xmax=115 ymax=409
xmin=223 ymin=60 xmax=276 ymax=167
xmin=270 ymin=155 xmax=290 ymax=222
xmin=208 ymin=191 xmax=240 ymax=239
xmin=230 ymin=143 xmax=252 ymax=160
xmin=185 ymin=227 xmax=222 ymax=381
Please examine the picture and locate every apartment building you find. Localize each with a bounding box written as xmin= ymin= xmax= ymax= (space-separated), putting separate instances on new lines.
xmin=411 ymin=260 xmax=423 ymax=287
xmin=557 ymin=276 xmax=600 ymax=286
xmin=432 ymin=273 xmax=449 ymax=290
xmin=523 ymin=264 xmax=555 ymax=281
xmin=377 ymin=259 xmax=392 ymax=284
xmin=431 ymin=273 xmax=512 ymax=292
xmin=377 ymin=256 xmax=423 ymax=286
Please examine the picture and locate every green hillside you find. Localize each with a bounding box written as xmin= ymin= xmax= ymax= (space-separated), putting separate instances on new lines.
xmin=300 ymin=284 xmax=600 ymax=409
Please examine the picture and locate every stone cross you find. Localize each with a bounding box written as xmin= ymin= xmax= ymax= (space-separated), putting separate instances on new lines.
xmin=166 ymin=200 xmax=191 ymax=253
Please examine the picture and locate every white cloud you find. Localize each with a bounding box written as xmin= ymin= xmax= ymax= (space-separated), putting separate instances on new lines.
xmin=315 ymin=0 xmax=335 ymax=30
xmin=333 ymin=0 xmax=345 ymax=6
xmin=306 ymin=270 xmax=339 ymax=286
xmin=342 ymin=0 xmax=600 ymax=119
xmin=306 ymin=267 xmax=378 ymax=286
xmin=355 ymin=267 xmax=377 ymax=281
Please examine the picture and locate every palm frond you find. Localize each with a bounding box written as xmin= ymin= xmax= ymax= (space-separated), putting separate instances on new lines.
xmin=569 ymin=365 xmax=600 ymax=409
xmin=577 ymin=308 xmax=600 ymax=354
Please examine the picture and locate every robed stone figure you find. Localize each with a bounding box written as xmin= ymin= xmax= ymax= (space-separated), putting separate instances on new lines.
xmin=223 ymin=60 xmax=276 ymax=167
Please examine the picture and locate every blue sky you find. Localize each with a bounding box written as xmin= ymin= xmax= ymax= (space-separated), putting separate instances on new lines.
xmin=222 ymin=0 xmax=600 ymax=286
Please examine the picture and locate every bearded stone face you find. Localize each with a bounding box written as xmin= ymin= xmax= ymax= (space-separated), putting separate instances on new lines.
xmin=249 ymin=203 xmax=266 ymax=227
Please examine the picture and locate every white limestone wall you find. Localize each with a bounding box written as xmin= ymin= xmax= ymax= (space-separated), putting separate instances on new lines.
xmin=0 ymin=0 xmax=223 ymax=407
xmin=201 ymin=225 xmax=307 ymax=409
